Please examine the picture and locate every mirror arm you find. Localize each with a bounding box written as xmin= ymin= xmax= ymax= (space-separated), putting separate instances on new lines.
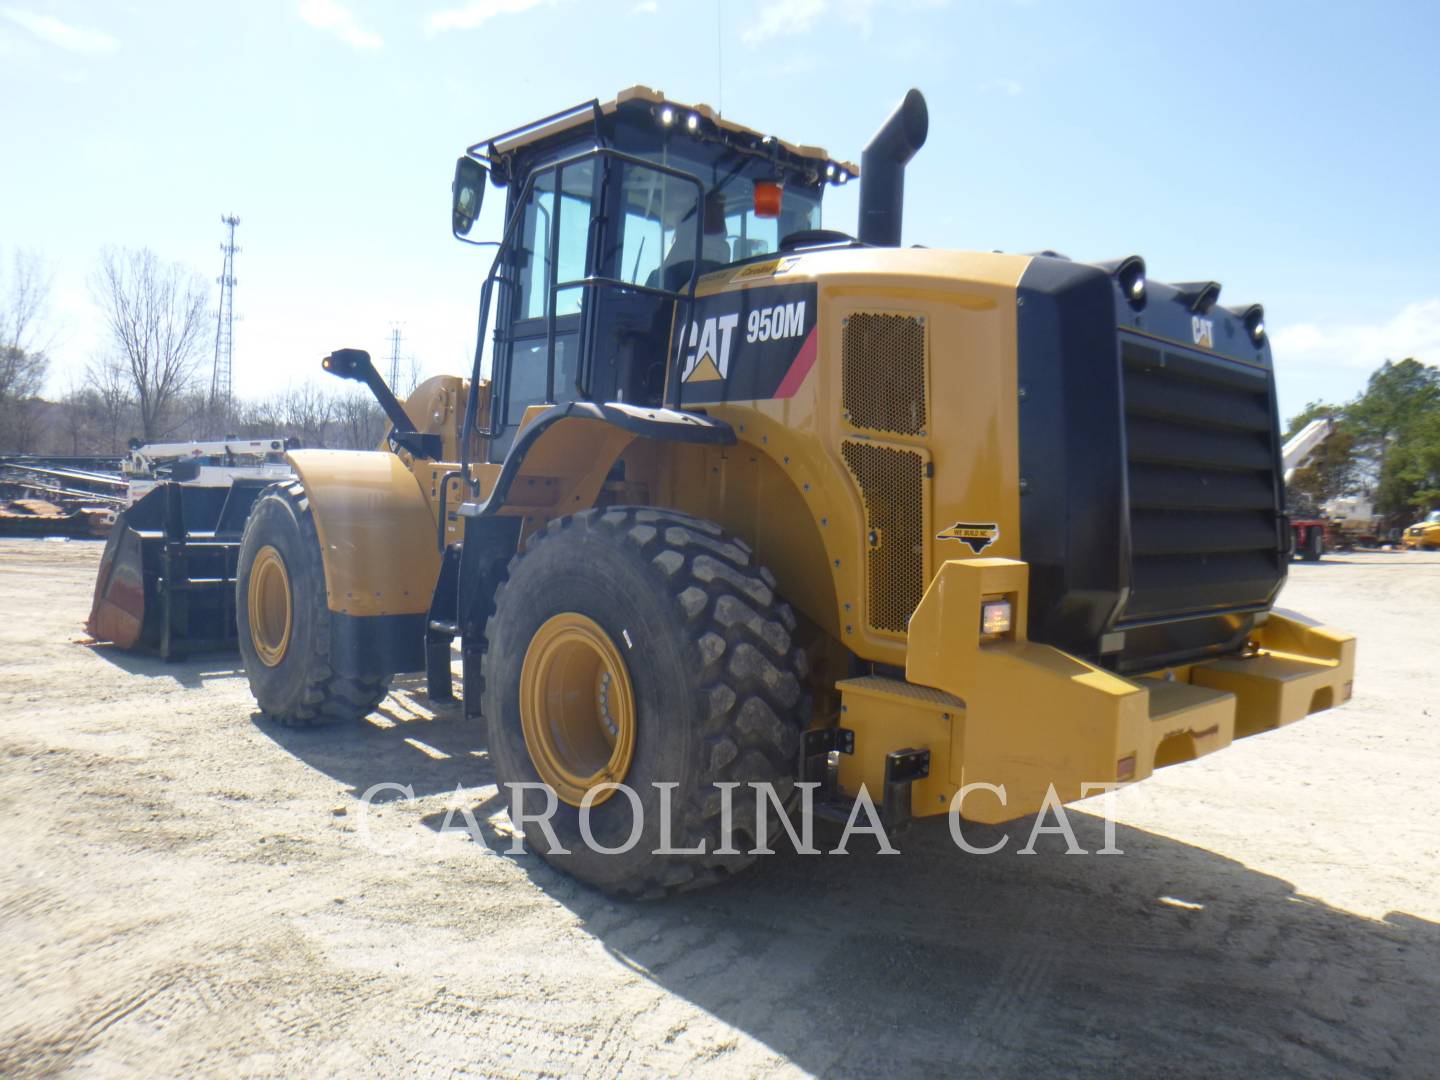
xmin=321 ymin=348 xmax=441 ymax=460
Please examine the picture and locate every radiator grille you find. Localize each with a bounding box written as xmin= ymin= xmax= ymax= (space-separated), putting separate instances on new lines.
xmin=1120 ymin=337 xmax=1284 ymax=621
xmin=842 ymin=313 xmax=927 ymax=436
xmin=842 ymin=440 xmax=926 ymax=633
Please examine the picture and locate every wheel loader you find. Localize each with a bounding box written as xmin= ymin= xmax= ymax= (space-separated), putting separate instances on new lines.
xmin=231 ymin=86 xmax=1355 ymax=896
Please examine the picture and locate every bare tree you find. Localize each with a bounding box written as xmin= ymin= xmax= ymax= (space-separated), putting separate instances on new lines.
xmin=0 ymin=249 xmax=54 ymax=452
xmin=283 ymin=380 xmax=335 ymax=448
xmin=172 ymin=387 xmax=220 ymax=440
xmin=91 ymin=247 xmax=209 ymax=441
xmin=59 ymin=374 xmax=104 ymax=455
xmin=334 ymin=387 xmax=386 ymax=449
xmin=84 ymin=352 xmax=136 ymax=454
xmin=239 ymin=391 xmax=287 ymax=438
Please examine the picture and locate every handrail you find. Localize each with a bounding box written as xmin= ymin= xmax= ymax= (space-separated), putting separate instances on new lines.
xmin=466 ymin=98 xmax=600 ymax=173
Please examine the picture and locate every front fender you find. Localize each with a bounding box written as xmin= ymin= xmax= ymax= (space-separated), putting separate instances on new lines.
xmin=465 ymin=401 xmax=735 ymax=518
xmin=286 ymin=449 xmax=442 ymax=617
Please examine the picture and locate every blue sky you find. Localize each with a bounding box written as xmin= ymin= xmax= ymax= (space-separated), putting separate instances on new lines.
xmin=2 ymin=0 xmax=1437 ymax=420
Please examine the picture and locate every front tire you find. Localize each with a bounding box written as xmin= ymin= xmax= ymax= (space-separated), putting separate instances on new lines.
xmin=481 ymin=507 xmax=810 ymax=897
xmin=236 ymin=482 xmax=391 ymax=727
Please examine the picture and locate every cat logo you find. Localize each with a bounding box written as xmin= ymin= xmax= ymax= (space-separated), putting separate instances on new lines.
xmin=1192 ymin=315 xmax=1214 ymax=349
xmin=682 ymin=313 xmax=741 ymax=383
xmin=936 ymin=521 xmax=1000 ymax=554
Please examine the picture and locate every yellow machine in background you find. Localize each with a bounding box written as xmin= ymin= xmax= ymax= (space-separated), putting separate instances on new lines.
xmin=1403 ymin=509 xmax=1440 ymax=549
xmin=233 ymin=87 xmax=1355 ymax=896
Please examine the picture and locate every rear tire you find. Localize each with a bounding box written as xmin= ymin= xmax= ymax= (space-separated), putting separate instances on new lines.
xmin=236 ymin=482 xmax=391 ymax=727
xmin=480 ymin=507 xmax=811 ymax=897
xmin=1300 ymin=526 xmax=1324 ymax=562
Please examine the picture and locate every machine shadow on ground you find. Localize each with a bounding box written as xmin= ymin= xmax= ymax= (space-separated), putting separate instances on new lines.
xmin=501 ymin=816 xmax=1437 ymax=1078
xmin=87 ymin=643 xmax=246 ymax=688
xmin=252 ymin=680 xmax=1440 ymax=1080
xmin=252 ymin=675 xmax=481 ymax=799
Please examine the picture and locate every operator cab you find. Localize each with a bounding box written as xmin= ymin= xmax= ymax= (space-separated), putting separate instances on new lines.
xmin=452 ymin=86 xmax=856 ymax=460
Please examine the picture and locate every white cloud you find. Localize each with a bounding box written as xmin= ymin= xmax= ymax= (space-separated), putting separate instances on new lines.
xmin=742 ymin=0 xmax=827 ymax=44
xmin=0 ymin=7 xmax=118 ymax=54
xmin=424 ymin=0 xmax=556 ymax=33
xmin=741 ymin=0 xmax=946 ymax=44
xmin=631 ymin=0 xmax=658 ymax=12
xmin=299 ymin=0 xmax=383 ymax=50
xmin=982 ymin=78 xmax=1023 ymax=96
xmin=1271 ymin=299 xmax=1440 ymax=375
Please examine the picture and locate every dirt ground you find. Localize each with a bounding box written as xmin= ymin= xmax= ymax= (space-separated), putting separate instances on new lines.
xmin=1 ymin=538 xmax=1437 ymax=1078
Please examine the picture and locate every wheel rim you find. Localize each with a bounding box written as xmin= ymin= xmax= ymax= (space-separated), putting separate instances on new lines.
xmin=519 ymin=613 xmax=636 ymax=808
xmin=248 ymin=545 xmax=293 ymax=667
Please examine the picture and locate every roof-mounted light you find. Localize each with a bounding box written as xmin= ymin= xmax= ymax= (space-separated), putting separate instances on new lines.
xmin=658 ymin=106 xmax=674 ymax=126
xmin=1122 ymin=264 xmax=1145 ymax=304
xmin=1099 ymin=255 xmax=1147 ymax=310
xmin=686 ymin=112 xmax=700 ymax=132
xmin=1242 ymin=303 xmax=1265 ymax=345
xmin=1223 ymin=302 xmax=1266 ymax=345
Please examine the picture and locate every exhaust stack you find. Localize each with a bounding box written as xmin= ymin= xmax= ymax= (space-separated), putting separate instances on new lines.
xmin=858 ymin=88 xmax=929 ymax=247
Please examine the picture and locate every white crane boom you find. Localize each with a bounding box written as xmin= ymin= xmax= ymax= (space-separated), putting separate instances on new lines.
xmin=1282 ymin=418 xmax=1334 ymax=484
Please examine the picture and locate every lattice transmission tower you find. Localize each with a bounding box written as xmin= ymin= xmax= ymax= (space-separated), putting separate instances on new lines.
xmin=209 ymin=214 xmax=241 ymax=415
xmin=387 ymin=325 xmax=403 ymax=392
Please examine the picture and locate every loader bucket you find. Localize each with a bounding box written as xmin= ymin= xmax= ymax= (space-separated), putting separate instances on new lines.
xmin=88 ymin=523 xmax=148 ymax=649
xmin=86 ymin=479 xmax=273 ymax=660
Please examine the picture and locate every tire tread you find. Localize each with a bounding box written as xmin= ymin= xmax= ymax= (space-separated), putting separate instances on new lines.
xmin=483 ymin=506 xmax=810 ymax=898
xmin=239 ymin=483 xmax=390 ymax=728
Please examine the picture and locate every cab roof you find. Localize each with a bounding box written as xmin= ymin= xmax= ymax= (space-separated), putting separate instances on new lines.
xmin=468 ymin=85 xmax=859 ymax=187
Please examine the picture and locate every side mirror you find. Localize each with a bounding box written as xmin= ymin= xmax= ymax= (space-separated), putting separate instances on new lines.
xmin=452 ymin=157 xmax=486 ymax=237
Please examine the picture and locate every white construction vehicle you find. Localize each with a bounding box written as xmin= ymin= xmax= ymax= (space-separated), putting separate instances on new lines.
xmin=1282 ymin=418 xmax=1389 ymax=554
xmin=122 ymin=438 xmax=293 ymax=503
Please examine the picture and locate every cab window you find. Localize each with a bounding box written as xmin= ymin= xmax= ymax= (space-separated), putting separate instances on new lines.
xmin=609 ymin=154 xmax=822 ymax=292
xmin=515 ymin=160 xmax=595 ymax=321
xmin=613 ymin=165 xmax=710 ymax=289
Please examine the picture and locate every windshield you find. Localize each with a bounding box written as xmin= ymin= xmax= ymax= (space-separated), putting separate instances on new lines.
xmin=610 ymin=147 xmax=821 ymax=291
xmin=1426 ymin=510 xmax=1440 ymax=524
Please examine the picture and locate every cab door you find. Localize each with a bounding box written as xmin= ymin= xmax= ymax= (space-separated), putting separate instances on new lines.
xmin=489 ymin=159 xmax=596 ymax=461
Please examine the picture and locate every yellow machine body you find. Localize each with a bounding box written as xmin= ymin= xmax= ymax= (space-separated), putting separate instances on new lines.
xmin=291 ymin=246 xmax=1355 ymax=825
xmin=1402 ymin=511 xmax=1440 ymax=549
xmin=881 ymin=557 xmax=1354 ymax=822
xmin=635 ymin=250 xmax=1353 ymax=822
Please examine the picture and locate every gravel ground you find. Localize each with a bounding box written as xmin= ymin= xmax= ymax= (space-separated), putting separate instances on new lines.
xmin=1 ymin=538 xmax=1437 ymax=1078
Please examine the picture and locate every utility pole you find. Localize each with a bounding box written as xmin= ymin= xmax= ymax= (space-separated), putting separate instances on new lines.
xmin=209 ymin=214 xmax=241 ymax=417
